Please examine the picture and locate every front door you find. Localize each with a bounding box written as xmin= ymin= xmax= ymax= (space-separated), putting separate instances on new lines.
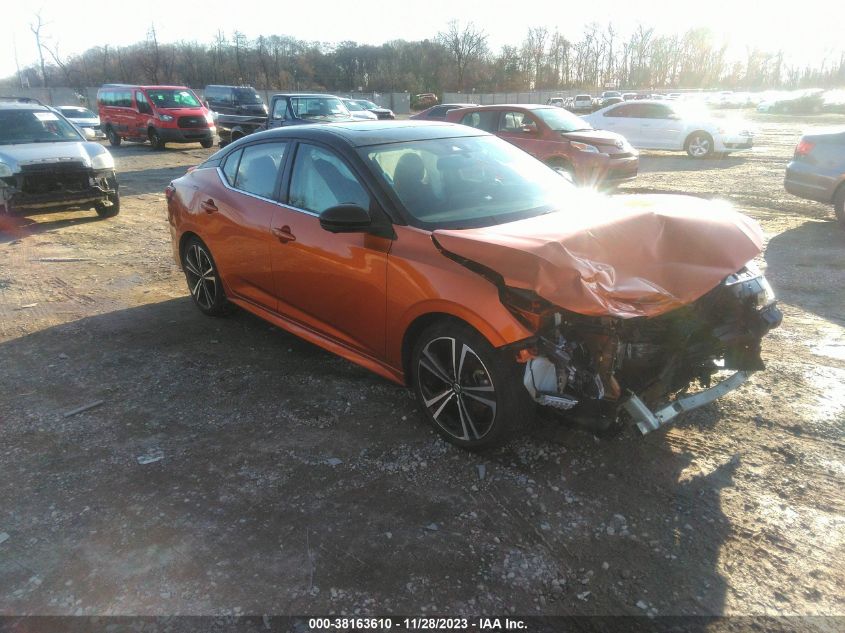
xmin=269 ymin=142 xmax=390 ymax=359
xmin=495 ymin=110 xmax=543 ymax=158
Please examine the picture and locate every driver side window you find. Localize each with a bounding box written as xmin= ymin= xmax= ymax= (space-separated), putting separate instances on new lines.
xmin=288 ymin=144 xmax=370 ymax=214
xmin=272 ymin=99 xmax=288 ymax=120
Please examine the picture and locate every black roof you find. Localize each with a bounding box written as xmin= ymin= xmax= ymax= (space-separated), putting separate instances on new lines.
xmin=245 ymin=120 xmax=487 ymax=147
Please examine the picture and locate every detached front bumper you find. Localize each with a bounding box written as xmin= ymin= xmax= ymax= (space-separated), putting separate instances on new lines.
xmin=624 ymin=370 xmax=751 ymax=435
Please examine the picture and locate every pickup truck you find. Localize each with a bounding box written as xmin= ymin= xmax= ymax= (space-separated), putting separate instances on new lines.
xmin=216 ymin=93 xmax=356 ymax=146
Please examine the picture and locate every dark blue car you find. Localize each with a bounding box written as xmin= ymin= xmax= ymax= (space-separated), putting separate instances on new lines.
xmin=785 ymin=127 xmax=845 ymax=227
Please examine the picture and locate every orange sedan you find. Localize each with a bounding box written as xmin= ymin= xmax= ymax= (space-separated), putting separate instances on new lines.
xmin=166 ymin=121 xmax=781 ymax=449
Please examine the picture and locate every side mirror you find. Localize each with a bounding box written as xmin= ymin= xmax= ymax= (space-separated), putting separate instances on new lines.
xmin=319 ymin=204 xmax=372 ymax=233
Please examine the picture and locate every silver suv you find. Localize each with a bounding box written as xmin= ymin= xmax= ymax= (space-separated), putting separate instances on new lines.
xmin=0 ymin=98 xmax=119 ymax=218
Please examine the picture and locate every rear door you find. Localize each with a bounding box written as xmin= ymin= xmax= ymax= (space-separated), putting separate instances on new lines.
xmin=495 ymin=110 xmax=543 ymax=157
xmin=201 ymin=141 xmax=290 ymax=310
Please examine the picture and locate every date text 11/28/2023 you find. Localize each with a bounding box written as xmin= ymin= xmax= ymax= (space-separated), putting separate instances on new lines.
xmin=308 ymin=617 xmax=528 ymax=630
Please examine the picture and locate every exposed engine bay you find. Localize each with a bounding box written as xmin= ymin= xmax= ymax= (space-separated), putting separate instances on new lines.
xmin=510 ymin=264 xmax=782 ymax=433
xmin=0 ymin=162 xmax=117 ymax=214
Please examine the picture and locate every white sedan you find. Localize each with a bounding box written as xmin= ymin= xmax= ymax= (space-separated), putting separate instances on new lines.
xmin=582 ymin=100 xmax=753 ymax=158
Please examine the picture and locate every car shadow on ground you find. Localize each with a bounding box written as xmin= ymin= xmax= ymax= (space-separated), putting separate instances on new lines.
xmin=765 ymin=218 xmax=845 ymax=325
xmin=0 ymin=212 xmax=103 ymax=244
xmin=0 ymin=296 xmax=734 ymax=617
xmin=637 ymin=154 xmax=746 ymax=173
xmin=117 ymin=166 xmax=198 ymax=197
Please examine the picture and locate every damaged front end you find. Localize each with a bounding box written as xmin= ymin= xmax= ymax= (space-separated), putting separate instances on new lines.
xmin=505 ymin=264 xmax=782 ymax=434
xmin=0 ymin=161 xmax=118 ymax=215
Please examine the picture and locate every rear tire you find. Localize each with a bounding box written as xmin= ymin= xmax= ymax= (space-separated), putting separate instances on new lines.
xmin=181 ymin=237 xmax=232 ymax=317
xmin=834 ymin=184 xmax=845 ymax=229
xmin=106 ymin=127 xmax=121 ymax=147
xmin=149 ymin=128 xmax=165 ymax=150
xmin=411 ymin=320 xmax=533 ymax=450
xmin=685 ymin=131 xmax=714 ymax=158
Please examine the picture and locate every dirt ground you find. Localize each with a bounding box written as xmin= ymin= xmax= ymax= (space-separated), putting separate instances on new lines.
xmin=0 ymin=113 xmax=843 ymax=624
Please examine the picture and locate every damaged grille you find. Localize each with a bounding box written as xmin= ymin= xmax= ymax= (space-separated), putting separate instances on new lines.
xmin=19 ymin=163 xmax=91 ymax=195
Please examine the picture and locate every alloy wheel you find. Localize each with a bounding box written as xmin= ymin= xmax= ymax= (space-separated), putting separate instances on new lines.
xmin=688 ymin=134 xmax=711 ymax=157
xmin=417 ymin=336 xmax=498 ymax=442
xmin=183 ymin=243 xmax=217 ymax=310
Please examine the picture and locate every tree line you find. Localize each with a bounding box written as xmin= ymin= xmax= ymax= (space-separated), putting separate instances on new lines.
xmin=5 ymin=19 xmax=844 ymax=94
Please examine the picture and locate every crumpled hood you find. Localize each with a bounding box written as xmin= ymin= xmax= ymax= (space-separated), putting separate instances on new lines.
xmin=433 ymin=194 xmax=763 ymax=319
xmin=0 ymin=141 xmax=108 ymax=172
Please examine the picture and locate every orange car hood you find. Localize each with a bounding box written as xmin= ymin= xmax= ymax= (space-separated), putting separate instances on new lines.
xmin=433 ymin=194 xmax=763 ymax=319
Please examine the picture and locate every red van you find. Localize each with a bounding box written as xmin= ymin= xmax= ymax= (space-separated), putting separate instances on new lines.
xmin=97 ymin=84 xmax=216 ymax=150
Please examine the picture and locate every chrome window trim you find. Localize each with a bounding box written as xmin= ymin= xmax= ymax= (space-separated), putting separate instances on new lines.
xmin=214 ymin=166 xmax=319 ymax=218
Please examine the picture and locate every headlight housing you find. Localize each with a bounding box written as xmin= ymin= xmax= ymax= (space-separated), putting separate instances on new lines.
xmin=91 ymin=152 xmax=115 ymax=171
xmin=158 ymin=114 xmax=174 ymax=122
xmin=571 ymin=141 xmax=600 ymax=153
xmin=204 ymin=112 xmax=215 ymax=124
xmin=0 ymin=162 xmax=12 ymax=178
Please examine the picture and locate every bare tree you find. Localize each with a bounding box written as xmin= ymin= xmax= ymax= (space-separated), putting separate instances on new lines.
xmin=30 ymin=12 xmax=49 ymax=88
xmin=436 ymin=20 xmax=488 ymax=92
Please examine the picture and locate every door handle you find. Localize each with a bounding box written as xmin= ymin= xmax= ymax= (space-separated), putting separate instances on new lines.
xmin=200 ymin=199 xmax=218 ymax=213
xmin=272 ymin=225 xmax=296 ymax=243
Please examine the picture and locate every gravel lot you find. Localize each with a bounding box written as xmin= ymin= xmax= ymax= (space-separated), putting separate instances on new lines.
xmin=0 ymin=112 xmax=843 ymax=622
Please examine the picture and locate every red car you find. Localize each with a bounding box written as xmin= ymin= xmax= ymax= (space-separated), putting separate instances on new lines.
xmin=410 ymin=104 xmax=475 ymax=121
xmin=97 ymin=84 xmax=216 ymax=150
xmin=446 ymin=104 xmax=638 ymax=188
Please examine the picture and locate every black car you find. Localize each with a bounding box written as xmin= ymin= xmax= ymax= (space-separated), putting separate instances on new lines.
xmin=203 ymin=85 xmax=267 ymax=117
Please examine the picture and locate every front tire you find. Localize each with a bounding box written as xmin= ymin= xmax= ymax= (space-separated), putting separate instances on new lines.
xmin=95 ymin=192 xmax=120 ymax=218
xmin=182 ymin=237 xmax=231 ymax=316
xmin=106 ymin=127 xmax=121 ymax=147
xmin=149 ymin=128 xmax=166 ymax=150
xmin=685 ymin=131 xmax=714 ymax=158
xmin=200 ymin=138 xmax=214 ymax=149
xmin=411 ymin=321 xmax=532 ymax=450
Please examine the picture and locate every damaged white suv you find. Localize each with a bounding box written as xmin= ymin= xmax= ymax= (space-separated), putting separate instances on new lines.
xmin=0 ymin=98 xmax=119 ymax=218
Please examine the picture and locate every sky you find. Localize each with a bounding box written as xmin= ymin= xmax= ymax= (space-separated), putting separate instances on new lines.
xmin=2 ymin=0 xmax=842 ymax=80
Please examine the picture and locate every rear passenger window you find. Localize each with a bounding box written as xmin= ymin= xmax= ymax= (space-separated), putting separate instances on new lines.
xmin=222 ymin=149 xmax=242 ymax=185
xmin=459 ymin=111 xmax=498 ymax=132
xmin=233 ymin=143 xmax=287 ymax=199
xmin=289 ymin=144 xmax=370 ymax=213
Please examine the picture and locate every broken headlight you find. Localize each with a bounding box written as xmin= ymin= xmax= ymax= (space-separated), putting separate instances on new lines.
xmin=90 ymin=152 xmax=114 ymax=171
xmin=725 ymin=261 xmax=776 ymax=308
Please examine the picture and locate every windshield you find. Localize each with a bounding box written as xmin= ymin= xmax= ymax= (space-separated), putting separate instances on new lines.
xmin=0 ymin=109 xmax=82 ymax=144
xmin=58 ymin=107 xmax=96 ymax=119
xmin=290 ymin=97 xmax=350 ymax=120
xmin=356 ymin=100 xmax=379 ymax=110
xmin=233 ymin=88 xmax=263 ymax=104
xmin=533 ymin=108 xmax=593 ymax=132
xmin=344 ymin=100 xmax=365 ymax=111
xmin=146 ymin=89 xmax=202 ymax=109
xmin=363 ymin=135 xmax=576 ymax=230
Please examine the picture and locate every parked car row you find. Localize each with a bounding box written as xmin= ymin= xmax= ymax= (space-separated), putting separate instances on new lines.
xmin=5 ymin=85 xmax=815 ymax=448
